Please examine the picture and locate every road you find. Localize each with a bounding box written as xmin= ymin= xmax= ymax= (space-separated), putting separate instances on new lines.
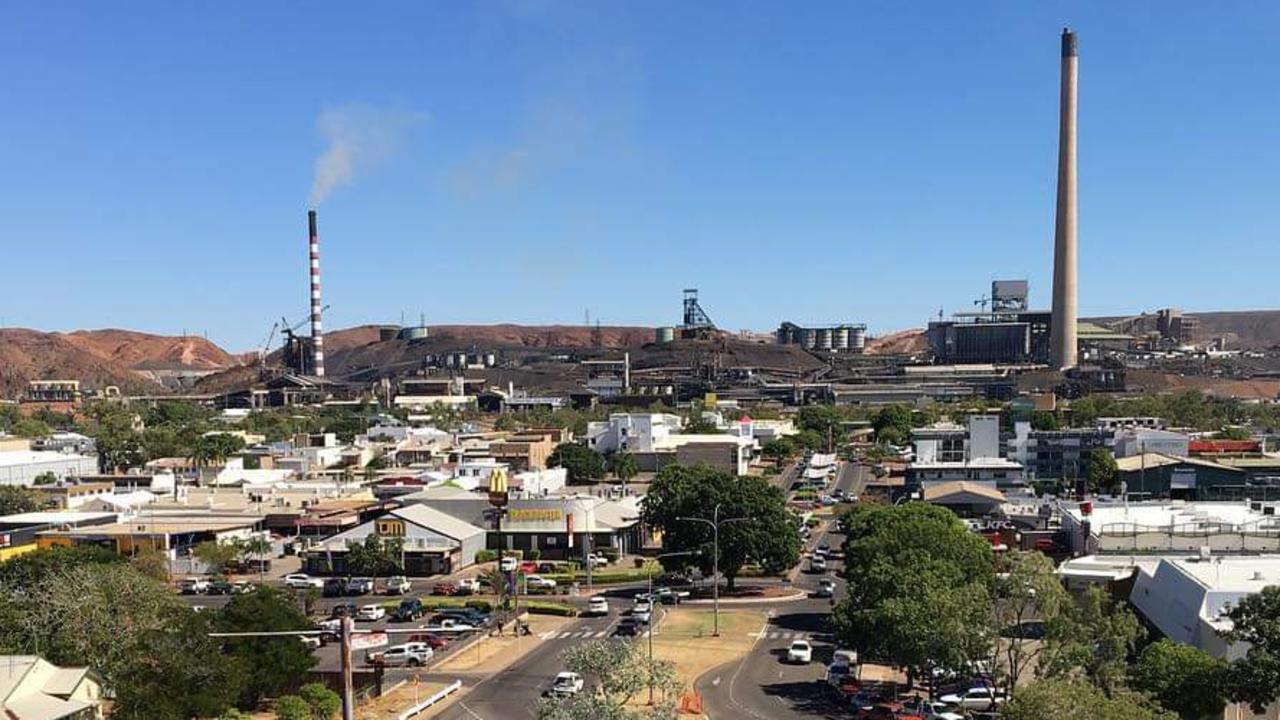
xmin=697 ymin=462 xmax=860 ymax=720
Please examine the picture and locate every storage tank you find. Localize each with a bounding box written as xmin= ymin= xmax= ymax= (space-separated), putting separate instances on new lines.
xmin=444 ymin=354 xmax=456 ymax=367
xmin=456 ymin=352 xmax=469 ymax=367
xmin=379 ymin=325 xmax=401 ymax=342
xmin=799 ymin=328 xmax=817 ymax=349
xmin=833 ymin=326 xmax=850 ymax=351
xmin=850 ymin=325 xmax=867 ymax=352
xmin=484 ymin=353 xmax=496 ymax=367
xmin=815 ymin=328 xmax=833 ymax=351
xmin=398 ymin=326 xmax=430 ymax=341
xmin=655 ymin=326 xmax=676 ymax=344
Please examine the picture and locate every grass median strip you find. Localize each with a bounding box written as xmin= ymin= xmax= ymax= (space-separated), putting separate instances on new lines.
xmin=639 ymin=607 xmax=766 ymax=696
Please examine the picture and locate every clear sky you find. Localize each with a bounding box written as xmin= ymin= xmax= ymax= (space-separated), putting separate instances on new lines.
xmin=2 ymin=2 xmax=1278 ymax=350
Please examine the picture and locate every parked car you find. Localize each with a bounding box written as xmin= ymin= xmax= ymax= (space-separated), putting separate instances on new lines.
xmin=816 ymin=578 xmax=837 ymax=598
xmin=407 ymin=631 xmax=450 ymax=649
xmin=656 ymin=588 xmax=691 ymax=605
xmin=586 ymin=553 xmax=611 ymax=567
xmin=787 ymin=640 xmax=813 ymax=664
xmin=857 ymin=702 xmax=918 ymax=720
xmin=356 ymin=605 xmax=386 ymax=622
xmin=437 ymin=608 xmax=490 ymax=626
xmin=179 ymin=577 xmax=210 ymax=594
xmin=826 ymin=661 xmax=853 ymax=686
xmin=632 ymin=607 xmax=652 ymax=625
xmin=345 ymin=577 xmax=375 ymax=595
xmin=525 ymin=575 xmax=557 ymax=592
xmin=323 ymin=577 xmax=347 ymax=597
xmin=206 ymin=580 xmax=235 ymax=595
xmin=329 ymin=603 xmax=358 ymax=619
xmin=938 ymin=686 xmax=1007 ymax=711
xmin=299 ymin=635 xmax=323 ymax=650
xmin=586 ymin=596 xmax=609 ymax=616
xmin=432 ymin=582 xmax=457 ymax=596
xmin=432 ymin=617 xmax=478 ymax=633
xmin=368 ymin=642 xmax=433 ymax=667
xmin=232 ymin=580 xmax=254 ymax=594
xmin=454 ymin=578 xmax=480 ymax=595
xmin=283 ymin=573 xmax=323 ymax=590
xmin=385 ymin=576 xmax=412 ymax=595
xmin=833 ymin=648 xmax=858 ymax=666
xmin=499 ymin=556 xmax=518 ymax=572
xmin=394 ymin=598 xmax=425 ymax=622
xmin=548 ymin=671 xmax=584 ymax=697
xmin=901 ymin=697 xmax=965 ymax=720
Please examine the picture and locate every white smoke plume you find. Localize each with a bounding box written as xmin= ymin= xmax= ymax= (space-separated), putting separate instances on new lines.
xmin=309 ymin=104 xmax=424 ymax=206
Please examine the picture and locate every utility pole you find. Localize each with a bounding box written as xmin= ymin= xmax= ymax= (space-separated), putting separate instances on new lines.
xmin=340 ymin=617 xmax=355 ymax=720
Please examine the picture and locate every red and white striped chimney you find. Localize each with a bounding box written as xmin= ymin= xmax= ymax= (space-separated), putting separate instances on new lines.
xmin=307 ymin=210 xmax=325 ymax=377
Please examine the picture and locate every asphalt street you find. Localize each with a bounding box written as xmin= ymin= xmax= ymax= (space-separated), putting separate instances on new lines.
xmin=696 ymin=462 xmax=860 ymax=720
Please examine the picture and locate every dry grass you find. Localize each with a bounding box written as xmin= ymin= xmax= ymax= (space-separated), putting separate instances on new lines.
xmin=645 ymin=607 xmax=766 ymax=694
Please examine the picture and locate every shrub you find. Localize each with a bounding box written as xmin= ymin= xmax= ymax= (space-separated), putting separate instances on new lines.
xmin=475 ymin=549 xmax=497 ymax=564
xmin=528 ymin=548 xmax=542 ymax=562
xmin=522 ymin=601 xmax=578 ymax=617
xmin=633 ymin=558 xmax=645 ymax=569
xmin=274 ymin=696 xmax=309 ymax=720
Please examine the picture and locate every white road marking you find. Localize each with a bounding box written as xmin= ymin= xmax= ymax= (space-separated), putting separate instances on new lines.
xmin=457 ymin=702 xmax=485 ymax=720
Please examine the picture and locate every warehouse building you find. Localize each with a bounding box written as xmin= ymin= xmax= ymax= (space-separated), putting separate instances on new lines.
xmin=302 ymin=504 xmax=485 ymax=576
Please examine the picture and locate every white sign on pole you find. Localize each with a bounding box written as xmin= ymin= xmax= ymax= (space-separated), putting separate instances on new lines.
xmin=350 ymin=632 xmax=388 ymax=651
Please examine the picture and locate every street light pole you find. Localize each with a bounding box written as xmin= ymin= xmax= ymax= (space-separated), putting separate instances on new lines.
xmin=648 ymin=549 xmax=696 ymax=705
xmin=677 ymin=504 xmax=749 ymax=638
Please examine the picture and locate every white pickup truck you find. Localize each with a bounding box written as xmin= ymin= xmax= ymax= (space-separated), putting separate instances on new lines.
xmin=419 ymin=618 xmax=478 ymax=633
xmin=367 ymin=642 xmax=433 ymax=667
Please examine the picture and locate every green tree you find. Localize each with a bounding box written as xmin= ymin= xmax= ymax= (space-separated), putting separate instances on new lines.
xmin=0 ymin=486 xmax=43 ymax=515
xmin=1040 ymin=586 xmax=1144 ymax=696
xmin=31 ymin=470 xmax=58 ymax=485
xmin=0 ymin=404 xmax=21 ymax=432
xmin=1086 ymin=449 xmax=1120 ymax=494
xmin=761 ymin=437 xmax=797 ymax=467
xmin=11 ymin=417 xmax=52 ymax=438
xmin=608 ymin=452 xmax=639 ymax=483
xmin=793 ymin=429 xmax=825 ymax=452
xmin=1222 ymin=585 xmax=1280 ymax=713
xmin=274 ymin=695 xmax=311 ymax=720
xmin=344 ymin=534 xmax=404 ymax=580
xmin=1130 ymin=640 xmax=1229 ymax=720
xmin=1003 ymin=680 xmax=1175 ymax=720
xmin=194 ymin=540 xmax=241 ymax=575
xmin=0 ymin=544 xmax=121 ymax=588
xmin=640 ymin=464 xmax=799 ymax=590
xmin=871 ymin=405 xmax=913 ymax=446
xmin=831 ymin=503 xmax=995 ymax=688
xmin=536 ymin=638 xmax=680 ymax=719
xmin=989 ymin=551 xmax=1074 ymax=695
xmin=1031 ymin=411 xmax=1061 ymax=431
xmin=130 ymin=546 xmax=172 ymax=583
xmin=796 ymin=405 xmax=845 ymax=437
xmin=1215 ymin=426 xmax=1252 ymax=441
xmin=112 ymin=609 xmax=246 ymax=720
xmin=297 ymin=682 xmax=342 ymax=720
xmin=548 ymin=443 xmax=606 ymax=484
xmin=214 ymin=586 xmax=316 ymax=708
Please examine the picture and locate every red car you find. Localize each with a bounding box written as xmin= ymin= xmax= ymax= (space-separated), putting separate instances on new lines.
xmin=432 ymin=582 xmax=457 ymax=596
xmin=407 ymin=632 xmax=449 ymax=649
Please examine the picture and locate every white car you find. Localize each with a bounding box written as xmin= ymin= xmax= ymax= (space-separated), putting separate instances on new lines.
xmin=179 ymin=577 xmax=210 ymax=594
xmin=433 ymin=618 xmax=478 ymax=633
xmin=901 ymin=698 xmax=965 ymax=720
xmin=939 ymin=686 xmax=1007 ymax=711
xmin=356 ymin=605 xmax=386 ymax=622
xmin=633 ymin=598 xmax=653 ymax=614
xmin=526 ymin=575 xmax=557 ymax=591
xmin=632 ymin=607 xmax=652 ymax=625
xmin=586 ymin=596 xmax=609 ymax=616
xmin=283 ymin=573 xmax=323 ymax=590
xmin=549 ymin=671 xmax=584 ymax=697
xmin=810 ymin=556 xmax=828 ymax=573
xmin=368 ymin=642 xmax=433 ymax=667
xmin=833 ymin=648 xmax=858 ymax=666
xmin=587 ymin=554 xmax=611 ymax=567
xmin=499 ymin=556 xmax=518 ymax=572
xmin=299 ymin=635 xmax=323 ymax=650
xmin=385 ymin=576 xmax=412 ymax=595
xmin=786 ymin=640 xmax=812 ymax=664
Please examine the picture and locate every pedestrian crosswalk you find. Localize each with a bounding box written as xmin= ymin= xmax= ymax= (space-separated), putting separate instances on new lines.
xmin=749 ymin=631 xmax=812 ymax=640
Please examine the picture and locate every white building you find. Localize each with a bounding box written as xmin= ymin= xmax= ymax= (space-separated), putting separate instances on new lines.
xmin=0 ymin=452 xmax=98 ymax=487
xmin=1061 ymin=500 xmax=1280 ymax=555
xmin=1114 ymin=428 xmax=1190 ymax=459
xmin=908 ymin=415 xmax=1024 ymax=489
xmin=586 ymin=414 xmax=683 ymax=454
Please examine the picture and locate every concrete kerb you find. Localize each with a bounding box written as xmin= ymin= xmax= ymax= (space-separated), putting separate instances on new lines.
xmin=682 ymin=589 xmax=808 ymax=605
xmin=396 ymin=679 xmax=462 ymax=720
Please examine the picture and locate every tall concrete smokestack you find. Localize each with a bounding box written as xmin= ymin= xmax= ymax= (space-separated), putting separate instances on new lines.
xmin=308 ymin=210 xmax=325 ymax=377
xmin=1050 ymin=27 xmax=1079 ymax=370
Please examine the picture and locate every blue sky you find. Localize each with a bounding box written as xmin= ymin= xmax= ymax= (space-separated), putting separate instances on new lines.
xmin=2 ymin=2 xmax=1278 ymax=350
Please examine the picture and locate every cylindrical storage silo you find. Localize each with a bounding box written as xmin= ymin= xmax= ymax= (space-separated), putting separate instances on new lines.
xmin=833 ymin=326 xmax=850 ymax=351
xmin=456 ymin=352 xmax=469 ymax=367
xmin=444 ymin=354 xmax=456 ymax=367
xmin=656 ymin=326 xmax=676 ymax=344
xmin=379 ymin=325 xmax=401 ymax=342
xmin=815 ymin=328 xmax=833 ymax=351
xmin=851 ymin=326 xmax=867 ymax=352
xmin=800 ymin=328 xmax=817 ymax=349
xmin=484 ymin=353 xmax=496 ymax=367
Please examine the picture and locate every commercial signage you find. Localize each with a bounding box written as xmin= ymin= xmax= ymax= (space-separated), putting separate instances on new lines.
xmin=507 ymin=509 xmax=563 ymax=523
xmin=350 ymin=631 xmax=388 ymax=651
